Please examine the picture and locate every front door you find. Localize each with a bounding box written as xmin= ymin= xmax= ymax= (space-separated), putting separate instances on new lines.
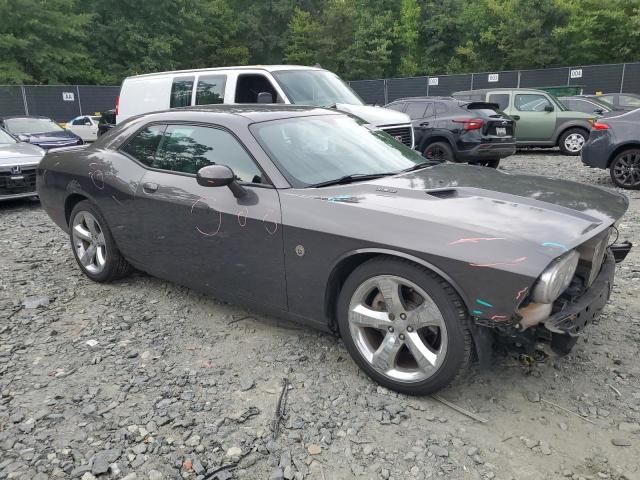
xmin=124 ymin=122 xmax=287 ymax=309
xmin=508 ymin=93 xmax=557 ymax=142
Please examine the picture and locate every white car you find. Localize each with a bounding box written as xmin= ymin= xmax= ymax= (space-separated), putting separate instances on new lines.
xmin=116 ymin=65 xmax=414 ymax=148
xmin=66 ymin=115 xmax=101 ymax=142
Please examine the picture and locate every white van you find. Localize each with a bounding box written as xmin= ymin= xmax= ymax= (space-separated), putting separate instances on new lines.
xmin=116 ymin=65 xmax=414 ymax=148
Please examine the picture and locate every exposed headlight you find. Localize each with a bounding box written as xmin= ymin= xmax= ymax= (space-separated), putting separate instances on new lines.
xmin=531 ymin=250 xmax=580 ymax=304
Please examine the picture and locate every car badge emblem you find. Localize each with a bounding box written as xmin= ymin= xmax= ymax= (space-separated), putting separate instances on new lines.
xmin=501 ymin=120 xmax=508 ymax=125
xmin=11 ymin=165 xmax=21 ymax=174
xmin=394 ymin=135 xmax=403 ymax=142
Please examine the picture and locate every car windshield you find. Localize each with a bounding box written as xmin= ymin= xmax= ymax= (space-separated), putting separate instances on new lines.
xmin=251 ymin=114 xmax=428 ymax=188
xmin=0 ymin=128 xmax=17 ymax=144
xmin=272 ymin=70 xmax=364 ymax=107
xmin=5 ymin=117 xmax=63 ymax=134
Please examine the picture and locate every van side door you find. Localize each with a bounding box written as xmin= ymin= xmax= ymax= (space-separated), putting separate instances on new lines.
xmin=227 ymin=70 xmax=288 ymax=104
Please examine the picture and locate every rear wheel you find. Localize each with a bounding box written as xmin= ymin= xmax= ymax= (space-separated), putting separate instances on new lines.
xmin=423 ymin=141 xmax=454 ymax=162
xmin=610 ymin=149 xmax=640 ymax=189
xmin=558 ymin=128 xmax=588 ymax=155
xmin=69 ymin=200 xmax=132 ymax=282
xmin=337 ymin=258 xmax=473 ymax=395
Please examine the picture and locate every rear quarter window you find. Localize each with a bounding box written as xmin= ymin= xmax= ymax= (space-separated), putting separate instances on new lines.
xmin=488 ymin=94 xmax=509 ymax=110
xmin=170 ymin=77 xmax=195 ymax=108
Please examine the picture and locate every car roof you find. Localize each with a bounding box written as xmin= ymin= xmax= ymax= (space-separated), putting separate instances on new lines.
xmin=389 ymin=96 xmax=456 ymax=103
xmin=453 ymin=88 xmax=547 ymax=95
xmin=124 ymin=65 xmax=325 ymax=81
xmin=154 ymin=104 xmax=341 ymax=123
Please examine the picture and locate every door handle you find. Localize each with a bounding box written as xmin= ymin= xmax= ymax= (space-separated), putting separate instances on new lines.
xmin=142 ymin=182 xmax=158 ymax=193
xmin=512 ymin=115 xmax=520 ymax=120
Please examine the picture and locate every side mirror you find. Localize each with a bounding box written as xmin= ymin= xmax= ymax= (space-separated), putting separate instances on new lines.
xmin=544 ymin=105 xmax=554 ymax=112
xmin=257 ymin=92 xmax=274 ymax=104
xmin=594 ymin=108 xmax=604 ymax=115
xmin=196 ymin=164 xmax=247 ymax=198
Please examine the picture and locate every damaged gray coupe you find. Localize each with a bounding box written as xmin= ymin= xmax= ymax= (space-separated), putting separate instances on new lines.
xmin=37 ymin=105 xmax=631 ymax=394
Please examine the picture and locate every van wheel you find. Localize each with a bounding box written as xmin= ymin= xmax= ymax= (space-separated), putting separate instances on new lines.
xmin=558 ymin=128 xmax=588 ymax=155
xmin=423 ymin=142 xmax=454 ymax=162
xmin=337 ymin=257 xmax=473 ymax=395
xmin=610 ymin=149 xmax=640 ymax=189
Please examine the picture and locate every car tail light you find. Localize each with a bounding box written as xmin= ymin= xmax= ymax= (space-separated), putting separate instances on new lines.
xmin=115 ymin=95 xmax=119 ymax=117
xmin=453 ymin=118 xmax=484 ymax=130
xmin=592 ymin=122 xmax=609 ymax=130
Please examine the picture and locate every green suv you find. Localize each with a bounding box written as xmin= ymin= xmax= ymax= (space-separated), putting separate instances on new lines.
xmin=452 ymin=88 xmax=595 ymax=155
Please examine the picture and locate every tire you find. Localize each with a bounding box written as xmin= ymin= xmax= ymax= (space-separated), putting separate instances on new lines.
xmin=558 ymin=128 xmax=588 ymax=155
xmin=469 ymin=159 xmax=500 ymax=168
xmin=423 ymin=141 xmax=454 ymax=162
xmin=609 ymin=149 xmax=640 ymax=189
xmin=337 ymin=257 xmax=473 ymax=395
xmin=69 ymin=200 xmax=131 ymax=282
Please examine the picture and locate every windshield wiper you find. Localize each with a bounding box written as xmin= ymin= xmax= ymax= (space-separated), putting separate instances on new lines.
xmin=401 ymin=160 xmax=441 ymax=172
xmin=309 ymin=172 xmax=394 ymax=188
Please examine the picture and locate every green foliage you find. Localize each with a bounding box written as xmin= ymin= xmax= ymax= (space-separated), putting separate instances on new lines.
xmin=1 ymin=0 xmax=640 ymax=84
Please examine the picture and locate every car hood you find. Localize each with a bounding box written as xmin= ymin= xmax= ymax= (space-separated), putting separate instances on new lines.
xmin=0 ymin=142 xmax=44 ymax=165
xmin=335 ymin=103 xmax=411 ymax=127
xmin=292 ymin=164 xmax=628 ymax=265
xmin=22 ymin=130 xmax=80 ymax=143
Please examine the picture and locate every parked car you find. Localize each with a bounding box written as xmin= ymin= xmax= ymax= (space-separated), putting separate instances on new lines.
xmin=97 ymin=109 xmax=116 ymax=137
xmin=0 ymin=116 xmax=83 ymax=150
xmin=581 ymin=109 xmax=640 ymax=189
xmin=386 ymin=97 xmax=515 ymax=168
xmin=559 ymin=95 xmax=631 ymax=116
xmin=452 ymin=88 xmax=594 ymax=155
xmin=37 ymin=105 xmax=631 ymax=394
xmin=67 ymin=115 xmax=101 ymax=142
xmin=591 ymin=93 xmax=640 ymax=110
xmin=0 ymin=127 xmax=45 ymax=201
xmin=117 ymin=65 xmax=414 ymax=148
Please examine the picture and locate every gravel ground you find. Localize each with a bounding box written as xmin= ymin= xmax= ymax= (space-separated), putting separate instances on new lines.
xmin=1 ymin=152 xmax=639 ymax=480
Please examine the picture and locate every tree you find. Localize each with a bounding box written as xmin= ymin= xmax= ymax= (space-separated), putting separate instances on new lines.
xmin=395 ymin=0 xmax=420 ymax=76
xmin=284 ymin=7 xmax=327 ymax=65
xmin=0 ymin=0 xmax=94 ymax=84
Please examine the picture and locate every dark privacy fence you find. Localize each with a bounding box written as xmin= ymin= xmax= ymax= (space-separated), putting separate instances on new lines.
xmin=0 ymin=85 xmax=119 ymax=122
xmin=348 ymin=62 xmax=640 ymax=105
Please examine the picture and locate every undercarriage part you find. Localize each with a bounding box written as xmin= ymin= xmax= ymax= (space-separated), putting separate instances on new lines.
xmin=469 ymin=322 xmax=494 ymax=369
xmin=611 ymin=241 xmax=632 ymax=263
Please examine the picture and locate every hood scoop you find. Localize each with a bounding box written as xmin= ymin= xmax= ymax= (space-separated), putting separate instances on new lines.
xmin=426 ymin=188 xmax=459 ymax=199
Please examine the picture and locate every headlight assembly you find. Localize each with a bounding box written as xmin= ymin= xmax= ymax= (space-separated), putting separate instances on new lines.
xmin=531 ymin=250 xmax=580 ymax=304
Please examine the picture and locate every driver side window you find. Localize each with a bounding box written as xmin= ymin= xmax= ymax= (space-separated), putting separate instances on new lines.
xmin=515 ymin=94 xmax=551 ymax=112
xmin=235 ymin=74 xmax=281 ymax=103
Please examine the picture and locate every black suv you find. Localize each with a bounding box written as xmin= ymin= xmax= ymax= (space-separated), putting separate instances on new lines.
xmin=386 ymin=97 xmax=515 ymax=167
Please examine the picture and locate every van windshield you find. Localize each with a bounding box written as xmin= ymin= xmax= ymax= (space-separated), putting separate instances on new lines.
xmin=272 ymin=70 xmax=364 ymax=107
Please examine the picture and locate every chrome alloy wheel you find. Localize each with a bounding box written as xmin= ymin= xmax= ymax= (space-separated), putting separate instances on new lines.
xmin=72 ymin=211 xmax=107 ymax=274
xmin=613 ymin=151 xmax=640 ymax=187
xmin=564 ymin=133 xmax=585 ymax=153
xmin=348 ymin=275 xmax=448 ymax=383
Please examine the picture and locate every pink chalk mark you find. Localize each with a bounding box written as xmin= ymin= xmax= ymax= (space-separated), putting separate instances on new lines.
xmin=516 ymin=286 xmax=529 ymax=301
xmin=470 ymin=256 xmax=526 ymax=268
xmin=491 ymin=315 xmax=508 ymax=321
xmin=449 ymin=237 xmax=505 ymax=246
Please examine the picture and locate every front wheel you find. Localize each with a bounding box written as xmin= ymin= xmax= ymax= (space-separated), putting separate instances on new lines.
xmin=337 ymin=258 xmax=473 ymax=395
xmin=610 ymin=149 xmax=640 ymax=189
xmin=69 ymin=200 xmax=132 ymax=282
xmin=558 ymin=128 xmax=588 ymax=155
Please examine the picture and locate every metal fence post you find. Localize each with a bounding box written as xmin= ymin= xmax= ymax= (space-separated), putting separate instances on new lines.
xmin=383 ymin=79 xmax=388 ymax=105
xmin=620 ymin=63 xmax=626 ymax=93
xmin=517 ymin=70 xmax=521 ymax=88
xmin=470 ymin=73 xmax=474 ymax=90
xmin=20 ymin=85 xmax=29 ymax=115
xmin=76 ymin=85 xmax=83 ymax=115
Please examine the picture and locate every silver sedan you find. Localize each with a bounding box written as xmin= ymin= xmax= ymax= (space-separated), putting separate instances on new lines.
xmin=0 ymin=128 xmax=45 ymax=201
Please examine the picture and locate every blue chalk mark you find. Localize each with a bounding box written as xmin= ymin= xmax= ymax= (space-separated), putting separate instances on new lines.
xmin=472 ymin=310 xmax=483 ymax=315
xmin=476 ymin=299 xmax=493 ymax=308
xmin=541 ymin=242 xmax=569 ymax=252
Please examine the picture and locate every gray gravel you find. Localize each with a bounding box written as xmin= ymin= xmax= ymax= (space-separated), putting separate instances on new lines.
xmin=1 ymin=152 xmax=639 ymax=480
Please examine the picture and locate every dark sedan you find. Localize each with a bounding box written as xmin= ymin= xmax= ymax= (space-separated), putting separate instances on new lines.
xmin=0 ymin=116 xmax=83 ymax=150
xmin=37 ymin=105 xmax=630 ymax=395
xmin=386 ymin=97 xmax=515 ymax=168
xmin=582 ymin=109 xmax=640 ymax=189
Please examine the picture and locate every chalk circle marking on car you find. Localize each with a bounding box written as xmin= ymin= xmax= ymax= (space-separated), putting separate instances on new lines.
xmin=295 ymin=245 xmax=305 ymax=257
xmin=515 ymin=287 xmax=529 ymax=301
xmin=237 ymin=207 xmax=248 ymax=227
xmin=448 ymin=237 xmax=505 ymax=246
xmin=191 ymin=197 xmax=222 ymax=237
xmin=263 ymin=208 xmax=278 ymax=235
xmin=469 ymin=256 xmax=527 ymax=268
xmin=541 ymin=241 xmax=569 ymax=252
